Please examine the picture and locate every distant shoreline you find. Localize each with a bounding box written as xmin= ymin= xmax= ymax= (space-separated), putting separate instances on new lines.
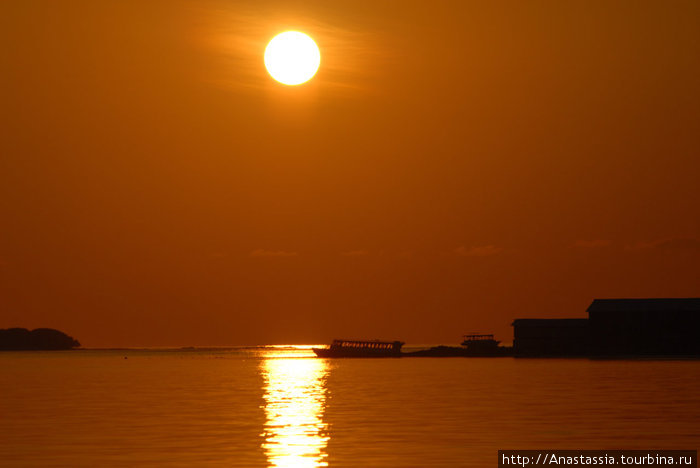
xmin=0 ymin=328 xmax=80 ymax=351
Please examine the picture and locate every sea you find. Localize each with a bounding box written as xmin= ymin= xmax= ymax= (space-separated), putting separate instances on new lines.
xmin=1 ymin=347 xmax=698 ymax=467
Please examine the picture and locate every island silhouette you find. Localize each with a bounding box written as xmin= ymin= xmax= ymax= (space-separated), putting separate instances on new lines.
xmin=0 ymin=328 xmax=80 ymax=351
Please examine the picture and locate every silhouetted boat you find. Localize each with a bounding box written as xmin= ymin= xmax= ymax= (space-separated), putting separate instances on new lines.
xmin=461 ymin=334 xmax=500 ymax=351
xmin=403 ymin=334 xmax=512 ymax=357
xmin=313 ymin=339 xmax=404 ymax=358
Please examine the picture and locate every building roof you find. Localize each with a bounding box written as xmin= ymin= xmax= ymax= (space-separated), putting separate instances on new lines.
xmin=332 ymin=339 xmax=404 ymax=345
xmin=587 ymin=298 xmax=700 ymax=313
xmin=511 ymin=318 xmax=588 ymax=327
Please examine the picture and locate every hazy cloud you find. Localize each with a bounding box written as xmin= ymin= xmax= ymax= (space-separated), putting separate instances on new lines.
xmin=626 ymin=237 xmax=700 ymax=251
xmin=341 ymin=250 xmax=369 ymax=257
xmin=454 ymin=245 xmax=503 ymax=257
xmin=249 ymin=249 xmax=299 ymax=257
xmin=199 ymin=6 xmax=381 ymax=93
xmin=572 ymin=239 xmax=612 ymax=248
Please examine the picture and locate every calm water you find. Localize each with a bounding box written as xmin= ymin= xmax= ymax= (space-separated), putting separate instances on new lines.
xmin=1 ymin=348 xmax=698 ymax=467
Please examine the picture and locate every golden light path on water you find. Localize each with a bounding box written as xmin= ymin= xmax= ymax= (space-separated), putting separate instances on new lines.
xmin=261 ymin=355 xmax=330 ymax=468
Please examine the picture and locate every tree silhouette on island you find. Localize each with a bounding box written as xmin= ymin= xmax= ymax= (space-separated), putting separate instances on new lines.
xmin=0 ymin=328 xmax=80 ymax=350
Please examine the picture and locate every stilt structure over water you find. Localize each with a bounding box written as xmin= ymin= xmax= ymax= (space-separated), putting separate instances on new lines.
xmin=512 ymin=298 xmax=700 ymax=358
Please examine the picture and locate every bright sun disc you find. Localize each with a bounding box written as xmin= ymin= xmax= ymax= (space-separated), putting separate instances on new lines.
xmin=264 ymin=31 xmax=321 ymax=86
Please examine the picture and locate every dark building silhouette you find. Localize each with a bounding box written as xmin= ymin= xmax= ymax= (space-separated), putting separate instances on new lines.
xmin=587 ymin=298 xmax=700 ymax=357
xmin=512 ymin=298 xmax=700 ymax=358
xmin=512 ymin=319 xmax=589 ymax=357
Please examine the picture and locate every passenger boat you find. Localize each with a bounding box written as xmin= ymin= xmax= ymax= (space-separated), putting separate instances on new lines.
xmin=312 ymin=339 xmax=404 ymax=358
xmin=460 ymin=334 xmax=501 ymax=352
xmin=404 ymin=334 xmax=512 ymax=357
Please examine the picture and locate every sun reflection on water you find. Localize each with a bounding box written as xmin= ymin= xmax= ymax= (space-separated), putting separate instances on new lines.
xmin=261 ymin=357 xmax=329 ymax=468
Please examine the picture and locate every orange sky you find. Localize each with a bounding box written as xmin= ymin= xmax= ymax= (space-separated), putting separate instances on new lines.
xmin=1 ymin=0 xmax=699 ymax=347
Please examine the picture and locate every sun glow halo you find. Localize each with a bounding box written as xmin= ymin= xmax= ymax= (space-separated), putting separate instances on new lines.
xmin=264 ymin=31 xmax=321 ymax=86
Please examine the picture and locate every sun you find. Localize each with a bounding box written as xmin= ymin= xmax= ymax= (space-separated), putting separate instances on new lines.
xmin=264 ymin=31 xmax=321 ymax=86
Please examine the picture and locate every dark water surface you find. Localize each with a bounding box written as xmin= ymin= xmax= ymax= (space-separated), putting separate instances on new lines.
xmin=1 ymin=348 xmax=698 ymax=467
